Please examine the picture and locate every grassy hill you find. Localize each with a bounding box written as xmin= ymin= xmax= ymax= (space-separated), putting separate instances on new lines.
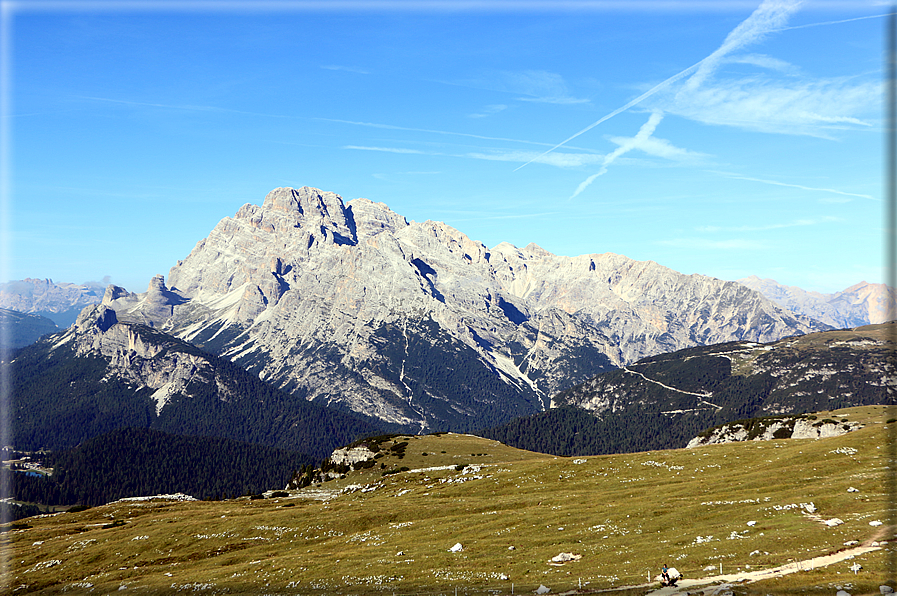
xmin=1 ymin=405 xmax=892 ymax=595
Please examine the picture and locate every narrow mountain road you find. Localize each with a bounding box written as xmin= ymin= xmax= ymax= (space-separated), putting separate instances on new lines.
xmin=623 ymin=367 xmax=723 ymax=410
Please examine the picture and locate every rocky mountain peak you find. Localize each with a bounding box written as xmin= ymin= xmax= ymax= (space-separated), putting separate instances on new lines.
xmin=147 ymin=274 xmax=167 ymax=294
xmin=75 ymin=304 xmax=118 ymax=333
xmin=95 ymin=185 xmax=832 ymax=432
xmin=259 ymin=186 xmax=356 ymax=243
xmin=103 ymin=285 xmax=133 ymax=304
xmin=346 ymin=198 xmax=409 ymax=238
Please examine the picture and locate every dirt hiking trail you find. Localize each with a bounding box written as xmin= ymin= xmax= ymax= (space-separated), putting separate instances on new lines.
xmin=641 ymin=544 xmax=883 ymax=595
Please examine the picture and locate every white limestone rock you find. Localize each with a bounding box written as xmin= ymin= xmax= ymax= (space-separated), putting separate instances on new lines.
xmin=97 ymin=186 xmax=829 ymax=431
xmin=687 ymin=415 xmax=863 ymax=448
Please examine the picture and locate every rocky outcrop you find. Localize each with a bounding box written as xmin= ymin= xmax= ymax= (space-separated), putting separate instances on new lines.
xmin=687 ymin=414 xmax=863 ymax=447
xmin=100 ymin=186 xmax=830 ymax=432
xmin=16 ymin=302 xmax=381 ymax=456
xmin=58 ymin=303 xmax=214 ymax=414
xmin=329 ymin=446 xmax=377 ymax=468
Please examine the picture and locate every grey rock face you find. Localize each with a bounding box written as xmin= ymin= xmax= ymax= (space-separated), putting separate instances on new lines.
xmin=102 ymin=186 xmax=830 ymax=432
xmin=56 ymin=303 xmax=214 ymax=414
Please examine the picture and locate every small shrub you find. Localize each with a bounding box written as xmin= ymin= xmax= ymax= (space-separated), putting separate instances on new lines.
xmin=4 ymin=522 xmax=31 ymax=531
xmin=102 ymin=519 xmax=126 ymax=529
xmin=270 ymin=491 xmax=288 ymax=498
xmin=68 ymin=504 xmax=91 ymax=513
xmin=887 ymin=418 xmax=897 ymax=424
xmin=773 ymin=426 xmax=792 ymax=439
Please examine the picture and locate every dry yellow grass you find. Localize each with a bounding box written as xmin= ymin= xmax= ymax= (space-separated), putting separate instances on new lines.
xmin=1 ymin=405 xmax=892 ymax=595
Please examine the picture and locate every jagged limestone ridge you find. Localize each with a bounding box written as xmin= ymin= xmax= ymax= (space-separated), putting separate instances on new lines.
xmin=100 ymin=186 xmax=829 ymax=431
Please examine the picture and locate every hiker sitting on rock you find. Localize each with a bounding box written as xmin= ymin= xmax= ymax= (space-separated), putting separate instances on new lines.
xmin=661 ymin=564 xmax=670 ymax=583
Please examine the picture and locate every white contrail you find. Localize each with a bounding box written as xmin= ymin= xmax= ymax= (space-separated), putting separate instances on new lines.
xmin=513 ymin=63 xmax=701 ymax=172
xmin=776 ymin=12 xmax=893 ymax=32
xmin=683 ymin=0 xmax=802 ymax=93
xmin=570 ymin=111 xmax=663 ymax=198
xmin=715 ymin=172 xmax=878 ymax=201
xmin=515 ymin=0 xmax=802 ymax=172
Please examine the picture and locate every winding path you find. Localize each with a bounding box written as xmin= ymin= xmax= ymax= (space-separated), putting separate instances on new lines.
xmin=623 ymin=367 xmax=723 ymax=411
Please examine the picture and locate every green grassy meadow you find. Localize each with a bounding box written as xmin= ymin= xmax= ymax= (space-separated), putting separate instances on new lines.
xmin=2 ymin=405 xmax=893 ymax=595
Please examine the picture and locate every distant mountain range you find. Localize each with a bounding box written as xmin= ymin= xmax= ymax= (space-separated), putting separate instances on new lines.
xmin=1 ymin=186 xmax=890 ymax=436
xmin=737 ymin=276 xmax=893 ymax=329
xmin=0 ymin=278 xmax=103 ymax=327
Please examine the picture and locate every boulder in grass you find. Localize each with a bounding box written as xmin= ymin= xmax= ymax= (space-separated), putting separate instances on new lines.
xmin=550 ymin=552 xmax=581 ymax=564
xmin=449 ymin=543 xmax=463 ymax=552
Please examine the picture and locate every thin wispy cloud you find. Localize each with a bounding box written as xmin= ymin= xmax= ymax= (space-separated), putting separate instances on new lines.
xmin=713 ymin=171 xmax=878 ymax=201
xmin=667 ymin=76 xmax=877 ymax=138
xmin=697 ymin=216 xmax=838 ymax=233
xmin=449 ymin=70 xmax=590 ymax=105
xmin=469 ymin=104 xmax=507 ymax=118
xmin=343 ymin=144 xmax=604 ymax=168
xmin=76 ymin=95 xmax=291 ymax=118
xmin=466 ymin=150 xmax=604 ymax=168
xmin=317 ymin=117 xmax=559 ymax=146
xmin=513 ymin=64 xmax=702 ymax=171
xmin=666 ymin=2 xmax=877 ymax=137
xmin=571 ymin=111 xmax=663 ymax=198
xmin=344 ymin=145 xmax=428 ymax=155
xmin=320 ymin=64 xmax=369 ymax=74
xmin=775 ymin=11 xmax=893 ymax=32
xmin=608 ymin=133 xmax=705 ymax=162
xmin=725 ymin=53 xmax=796 ymax=74
xmin=657 ymin=238 xmax=767 ymax=250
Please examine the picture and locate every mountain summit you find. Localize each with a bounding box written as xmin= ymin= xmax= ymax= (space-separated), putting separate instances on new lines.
xmin=101 ymin=186 xmax=829 ymax=432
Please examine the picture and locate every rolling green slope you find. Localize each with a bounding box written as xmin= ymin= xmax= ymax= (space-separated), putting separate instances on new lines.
xmin=2 ymin=405 xmax=891 ymax=595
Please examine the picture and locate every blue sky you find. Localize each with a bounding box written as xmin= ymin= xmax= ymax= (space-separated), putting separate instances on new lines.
xmin=1 ymin=0 xmax=886 ymax=294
